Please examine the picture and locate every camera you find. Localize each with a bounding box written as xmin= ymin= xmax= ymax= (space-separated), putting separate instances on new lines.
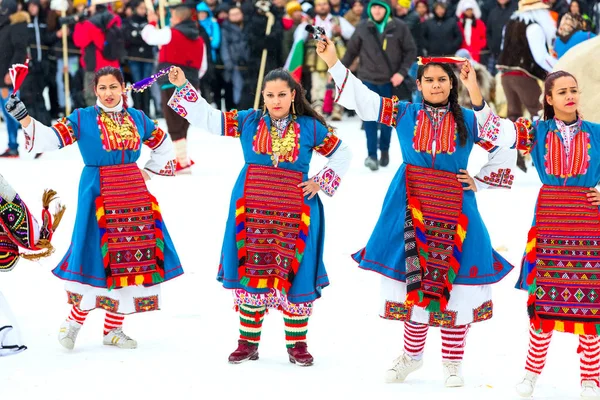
xmin=58 ymin=9 xmax=89 ymax=26
xmin=305 ymin=24 xmax=326 ymax=41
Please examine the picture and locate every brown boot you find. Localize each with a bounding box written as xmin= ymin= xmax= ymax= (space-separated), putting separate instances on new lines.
xmin=287 ymin=342 xmax=314 ymax=366
xmin=228 ymin=340 xmax=259 ymax=364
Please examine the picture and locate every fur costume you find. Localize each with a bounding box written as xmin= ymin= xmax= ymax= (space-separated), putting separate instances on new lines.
xmin=554 ymin=36 xmax=600 ymax=123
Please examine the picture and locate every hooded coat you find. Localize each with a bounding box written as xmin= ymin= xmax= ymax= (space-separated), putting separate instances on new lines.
xmin=341 ymin=0 xmax=417 ymax=84
xmin=0 ymin=0 xmax=29 ymax=89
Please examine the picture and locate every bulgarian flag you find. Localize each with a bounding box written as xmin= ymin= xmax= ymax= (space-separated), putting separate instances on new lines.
xmin=284 ymin=24 xmax=309 ymax=83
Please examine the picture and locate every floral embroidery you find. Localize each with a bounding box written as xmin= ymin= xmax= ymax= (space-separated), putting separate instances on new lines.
xmin=378 ymin=96 xmax=399 ymax=127
xmin=313 ymin=127 xmax=341 ymax=157
xmin=222 ymin=110 xmax=239 ymax=138
xmin=156 ymin=160 xmax=176 ymax=176
xmin=475 ymin=168 xmax=514 ymax=188
xmin=479 ymin=110 xmax=501 ymax=142
xmin=51 ymin=118 xmax=77 ymax=149
xmin=233 ymin=288 xmax=314 ymax=316
xmin=312 ymin=166 xmax=341 ymax=196
xmin=514 ymin=118 xmax=534 ymax=153
xmin=413 ymin=107 xmax=456 ymax=154
xmin=167 ymin=81 xmax=197 ymax=118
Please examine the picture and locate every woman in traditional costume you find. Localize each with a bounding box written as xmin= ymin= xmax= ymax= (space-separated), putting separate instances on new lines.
xmin=0 ymin=174 xmax=64 ymax=356
xmin=166 ymin=66 xmax=351 ymax=366
xmin=461 ymin=62 xmax=600 ymax=398
xmin=316 ymin=37 xmax=515 ymax=386
xmin=4 ymin=67 xmax=182 ymax=350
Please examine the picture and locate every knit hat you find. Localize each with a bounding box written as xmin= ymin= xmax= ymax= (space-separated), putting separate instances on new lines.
xmin=73 ymin=0 xmax=87 ymax=6
xmin=397 ymin=0 xmax=410 ymax=9
xmin=286 ymin=0 xmax=302 ymax=15
xmin=517 ymin=0 xmax=549 ymax=12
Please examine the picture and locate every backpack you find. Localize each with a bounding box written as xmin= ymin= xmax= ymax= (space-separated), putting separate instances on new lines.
xmin=102 ymin=24 xmax=126 ymax=61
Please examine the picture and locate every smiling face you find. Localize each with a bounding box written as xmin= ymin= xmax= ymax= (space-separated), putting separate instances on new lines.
xmin=94 ymin=74 xmax=125 ymax=109
xmin=262 ymin=79 xmax=296 ymax=120
xmin=417 ymin=65 xmax=452 ymax=104
xmin=546 ymin=76 xmax=580 ymax=117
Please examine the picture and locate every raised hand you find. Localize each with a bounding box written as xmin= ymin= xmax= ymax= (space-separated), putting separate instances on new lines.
xmin=459 ymin=61 xmax=484 ymax=107
xmin=5 ymin=95 xmax=29 ymax=122
xmin=316 ymin=35 xmax=339 ymax=69
xmin=168 ymin=66 xmax=187 ymax=88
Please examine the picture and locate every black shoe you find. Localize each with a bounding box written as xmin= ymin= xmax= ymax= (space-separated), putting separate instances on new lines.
xmin=380 ymin=151 xmax=389 ymax=167
xmin=0 ymin=148 xmax=18 ymax=158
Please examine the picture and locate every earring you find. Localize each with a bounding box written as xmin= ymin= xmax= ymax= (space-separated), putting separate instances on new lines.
xmin=263 ymin=103 xmax=267 ymax=114
xmin=292 ymin=100 xmax=296 ymax=116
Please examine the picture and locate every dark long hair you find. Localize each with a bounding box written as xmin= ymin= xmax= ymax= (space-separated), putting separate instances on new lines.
xmin=416 ymin=62 xmax=468 ymax=146
xmin=543 ymin=70 xmax=579 ymax=121
xmin=94 ymin=67 xmax=128 ymax=108
xmin=262 ymin=69 xmax=329 ymax=128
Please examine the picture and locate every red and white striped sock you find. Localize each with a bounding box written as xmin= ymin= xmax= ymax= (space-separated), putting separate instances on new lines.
xmin=103 ymin=312 xmax=125 ymax=336
xmin=579 ymin=335 xmax=600 ymax=386
xmin=441 ymin=325 xmax=470 ymax=362
xmin=404 ymin=321 xmax=429 ymax=360
xmin=67 ymin=305 xmax=89 ymax=325
xmin=524 ymin=325 xmax=553 ymax=375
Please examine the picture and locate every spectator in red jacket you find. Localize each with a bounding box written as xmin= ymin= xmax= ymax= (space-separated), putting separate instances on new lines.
xmin=73 ymin=4 xmax=122 ymax=106
xmin=456 ymin=0 xmax=487 ymax=61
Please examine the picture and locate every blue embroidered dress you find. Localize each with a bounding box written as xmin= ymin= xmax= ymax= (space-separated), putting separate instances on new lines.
xmin=23 ymin=99 xmax=183 ymax=314
xmin=474 ymin=103 xmax=600 ymax=335
xmin=328 ymin=61 xmax=515 ymax=327
xmin=168 ymin=82 xmax=351 ymax=315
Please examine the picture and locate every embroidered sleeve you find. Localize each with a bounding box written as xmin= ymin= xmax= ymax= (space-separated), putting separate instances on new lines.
xmin=328 ymin=60 xmax=405 ymax=127
xmin=167 ymin=81 xmax=224 ymax=136
xmin=143 ymin=119 xmax=176 ymax=177
xmin=514 ymin=117 xmax=535 ymax=154
xmin=312 ymin=166 xmax=342 ymax=197
xmin=474 ymin=146 xmax=517 ymax=191
xmin=473 ymin=102 xmax=521 ymax=148
xmin=313 ymin=126 xmax=342 ymax=157
xmin=378 ymin=96 xmax=400 ymax=127
xmin=222 ymin=110 xmax=240 ymax=138
xmin=311 ymin=125 xmax=352 ymax=197
xmin=22 ymin=116 xmax=77 ymax=153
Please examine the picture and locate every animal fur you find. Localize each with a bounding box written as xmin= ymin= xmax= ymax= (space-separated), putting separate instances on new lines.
xmin=554 ymin=36 xmax=600 ymax=123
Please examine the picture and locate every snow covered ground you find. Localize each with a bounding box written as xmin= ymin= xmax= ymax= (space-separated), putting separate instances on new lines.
xmin=0 ymin=117 xmax=588 ymax=400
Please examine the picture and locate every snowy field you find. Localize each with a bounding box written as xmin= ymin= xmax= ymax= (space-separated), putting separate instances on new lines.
xmin=0 ymin=116 xmax=588 ymax=400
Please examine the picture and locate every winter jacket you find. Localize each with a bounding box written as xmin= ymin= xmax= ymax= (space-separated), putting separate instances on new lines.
xmin=398 ymin=9 xmax=424 ymax=55
xmin=46 ymin=9 xmax=79 ymax=60
xmin=73 ymin=10 xmax=122 ymax=72
xmin=0 ymin=11 xmax=29 ymax=89
xmin=555 ymin=29 xmax=597 ymax=57
xmin=197 ymin=2 xmax=221 ymax=61
xmin=485 ymin=0 xmax=518 ymax=55
xmin=342 ymin=0 xmax=417 ymax=84
xmin=457 ymin=16 xmax=486 ymax=61
xmin=422 ymin=12 xmax=462 ymax=56
xmin=26 ymin=13 xmax=57 ymax=67
xmin=123 ymin=14 xmax=155 ymax=61
xmin=220 ymin=21 xmax=249 ymax=80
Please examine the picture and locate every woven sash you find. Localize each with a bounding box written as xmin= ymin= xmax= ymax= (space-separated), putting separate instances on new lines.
xmin=235 ymin=165 xmax=310 ymax=294
xmin=525 ymin=185 xmax=600 ymax=334
xmin=404 ymin=165 xmax=468 ymax=312
xmin=96 ymin=164 xmax=164 ymax=290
